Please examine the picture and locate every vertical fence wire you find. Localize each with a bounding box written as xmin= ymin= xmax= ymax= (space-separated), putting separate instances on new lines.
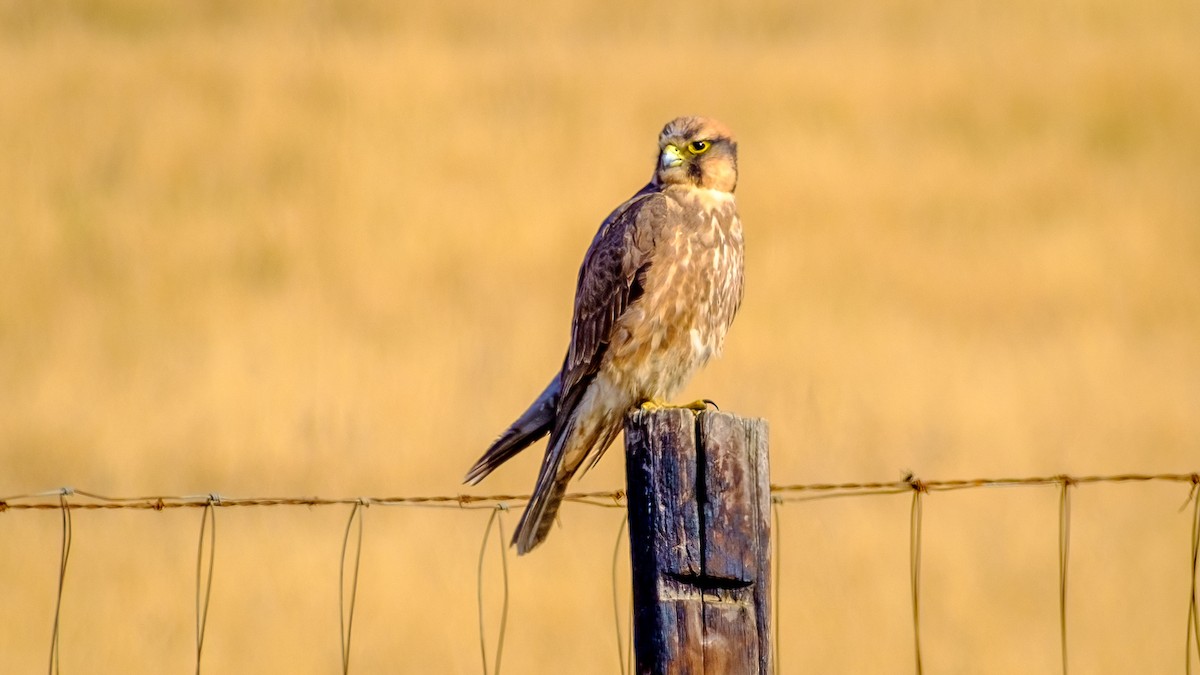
xmin=1188 ymin=478 xmax=1200 ymax=674
xmin=339 ymin=500 xmax=366 ymax=674
xmin=772 ymin=498 xmax=782 ymax=675
xmin=611 ymin=515 xmax=629 ymax=675
xmin=494 ymin=510 xmax=510 ymax=674
xmin=476 ymin=506 xmax=510 ymax=675
xmin=195 ymin=498 xmax=217 ymax=675
xmin=48 ymin=489 xmax=73 ymax=675
xmin=909 ymin=482 xmax=925 ymax=675
xmin=1058 ymin=478 xmax=1072 ymax=675
xmin=627 ymin=571 xmax=634 ymax=675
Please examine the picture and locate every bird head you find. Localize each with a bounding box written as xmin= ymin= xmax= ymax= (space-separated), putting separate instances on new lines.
xmin=653 ymin=116 xmax=738 ymax=193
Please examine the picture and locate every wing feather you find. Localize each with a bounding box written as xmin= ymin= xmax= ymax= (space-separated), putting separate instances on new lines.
xmin=562 ymin=186 xmax=672 ymax=393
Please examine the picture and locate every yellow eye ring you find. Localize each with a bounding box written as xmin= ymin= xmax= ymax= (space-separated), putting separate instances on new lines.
xmin=688 ymin=140 xmax=711 ymax=154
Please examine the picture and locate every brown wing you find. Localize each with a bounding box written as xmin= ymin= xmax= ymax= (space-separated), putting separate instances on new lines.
xmin=508 ymin=187 xmax=676 ymax=554
xmin=561 ymin=185 xmax=674 ymax=395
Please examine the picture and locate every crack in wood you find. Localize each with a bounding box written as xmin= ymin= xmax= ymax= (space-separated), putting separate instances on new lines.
xmin=665 ymin=571 xmax=754 ymax=592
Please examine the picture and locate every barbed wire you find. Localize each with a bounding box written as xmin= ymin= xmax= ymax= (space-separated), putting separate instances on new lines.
xmin=3 ymin=473 xmax=1197 ymax=512
xmin=5 ymin=472 xmax=1199 ymax=674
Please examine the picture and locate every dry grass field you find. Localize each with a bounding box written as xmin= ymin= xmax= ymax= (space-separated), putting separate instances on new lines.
xmin=2 ymin=0 xmax=1199 ymax=672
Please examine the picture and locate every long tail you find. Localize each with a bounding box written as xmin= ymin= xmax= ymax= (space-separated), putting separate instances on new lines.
xmin=511 ymin=384 xmax=622 ymax=554
xmin=464 ymin=374 xmax=561 ymax=485
xmin=511 ymin=426 xmax=576 ymax=555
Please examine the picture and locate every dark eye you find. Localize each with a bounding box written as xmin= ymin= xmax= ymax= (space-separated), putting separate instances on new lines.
xmin=688 ymin=140 xmax=711 ymax=154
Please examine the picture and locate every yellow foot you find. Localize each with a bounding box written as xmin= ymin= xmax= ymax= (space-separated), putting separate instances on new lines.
xmin=639 ymin=398 xmax=669 ymax=411
xmin=637 ymin=399 xmax=719 ymax=412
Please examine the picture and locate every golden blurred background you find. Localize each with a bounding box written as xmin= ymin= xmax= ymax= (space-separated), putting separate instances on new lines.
xmin=2 ymin=0 xmax=1198 ymax=672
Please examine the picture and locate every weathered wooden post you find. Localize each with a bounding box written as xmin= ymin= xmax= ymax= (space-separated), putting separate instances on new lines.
xmin=624 ymin=408 xmax=771 ymax=675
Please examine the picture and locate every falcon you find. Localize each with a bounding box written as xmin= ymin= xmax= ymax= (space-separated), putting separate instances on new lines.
xmin=465 ymin=116 xmax=745 ymax=554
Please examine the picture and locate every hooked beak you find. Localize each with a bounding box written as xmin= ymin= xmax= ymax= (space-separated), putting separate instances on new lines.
xmin=660 ymin=144 xmax=683 ymax=169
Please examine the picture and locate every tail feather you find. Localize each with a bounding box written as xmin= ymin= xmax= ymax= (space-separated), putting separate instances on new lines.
xmin=511 ymin=383 xmax=623 ymax=555
xmin=464 ymin=375 xmax=561 ymax=485
xmin=512 ymin=467 xmax=571 ymax=555
xmin=511 ymin=428 xmax=576 ymax=555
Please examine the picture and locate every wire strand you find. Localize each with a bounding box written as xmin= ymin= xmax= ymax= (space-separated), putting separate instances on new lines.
xmin=476 ymin=506 xmax=510 ymax=675
xmin=627 ymin=592 xmax=634 ymax=675
xmin=772 ymin=498 xmax=782 ymax=675
xmin=3 ymin=474 xmax=1199 ymax=514
xmin=339 ymin=501 xmax=366 ymax=674
xmin=1059 ymin=477 xmax=1072 ymax=675
xmin=494 ymin=509 xmax=509 ymax=675
xmin=195 ymin=500 xmax=216 ymax=675
xmin=612 ymin=515 xmax=629 ymax=675
xmin=476 ymin=509 xmax=497 ymax=675
xmin=909 ymin=479 xmax=925 ymax=675
xmin=1188 ymin=477 xmax=1200 ymax=675
xmin=0 ymin=471 xmax=1196 ymax=673
xmin=48 ymin=490 xmax=72 ymax=675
